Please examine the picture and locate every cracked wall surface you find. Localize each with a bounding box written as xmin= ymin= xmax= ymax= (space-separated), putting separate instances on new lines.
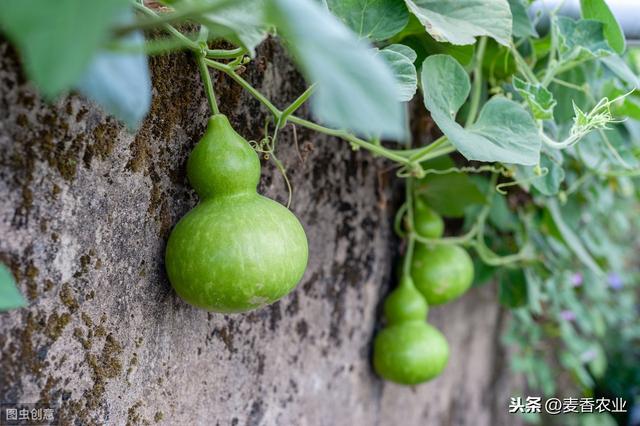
xmin=0 ymin=39 xmax=523 ymax=426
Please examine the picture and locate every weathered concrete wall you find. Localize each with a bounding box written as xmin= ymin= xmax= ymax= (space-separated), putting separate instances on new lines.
xmin=0 ymin=39 xmax=522 ymax=425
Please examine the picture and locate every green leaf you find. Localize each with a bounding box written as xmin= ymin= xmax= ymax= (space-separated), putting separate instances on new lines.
xmin=516 ymin=152 xmax=565 ymax=196
xmin=555 ymin=16 xmax=615 ymax=62
xmin=267 ymin=0 xmax=407 ymax=139
xmin=200 ymin=0 xmax=268 ymax=56
xmin=76 ymin=13 xmax=151 ymax=130
xmin=421 ymin=55 xmax=541 ymax=165
xmin=404 ymin=0 xmax=512 ymax=46
xmin=512 ymin=77 xmax=557 ymax=120
xmin=378 ymin=44 xmax=418 ymax=102
xmin=498 ymin=269 xmax=528 ymax=308
xmin=392 ymin=16 xmax=476 ymax=66
xmin=382 ymin=43 xmax=417 ymax=63
xmin=0 ymin=0 xmax=130 ymax=98
xmin=327 ymin=0 xmax=409 ymax=41
xmin=547 ymin=199 xmax=604 ymax=275
xmin=508 ymin=0 xmax=537 ymax=38
xmin=417 ymin=173 xmax=486 ymax=217
xmin=417 ymin=156 xmax=486 ymax=217
xmin=580 ymin=0 xmax=625 ymax=54
xmin=422 ymin=54 xmax=471 ymax=117
xmin=0 ymin=263 xmax=26 ymax=311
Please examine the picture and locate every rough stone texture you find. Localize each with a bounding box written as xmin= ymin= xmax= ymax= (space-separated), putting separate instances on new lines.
xmin=0 ymin=39 xmax=523 ymax=425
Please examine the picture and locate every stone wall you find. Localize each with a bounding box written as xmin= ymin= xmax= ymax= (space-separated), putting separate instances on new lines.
xmin=0 ymin=39 xmax=522 ymax=425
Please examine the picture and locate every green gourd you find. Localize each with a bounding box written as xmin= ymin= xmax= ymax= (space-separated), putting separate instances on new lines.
xmin=373 ymin=321 xmax=449 ymax=385
xmin=413 ymin=198 xmax=444 ymax=239
xmin=411 ymin=243 xmax=474 ymax=305
xmin=383 ymin=275 xmax=428 ymax=324
xmin=165 ymin=114 xmax=308 ymax=313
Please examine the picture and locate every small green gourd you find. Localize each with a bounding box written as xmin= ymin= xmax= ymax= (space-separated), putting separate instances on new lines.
xmin=383 ymin=275 xmax=428 ymax=324
xmin=411 ymin=243 xmax=474 ymax=305
xmin=413 ymin=198 xmax=444 ymax=239
xmin=165 ymin=114 xmax=308 ymax=313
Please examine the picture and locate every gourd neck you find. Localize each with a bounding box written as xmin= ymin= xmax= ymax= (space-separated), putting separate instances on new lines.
xmin=187 ymin=114 xmax=261 ymax=199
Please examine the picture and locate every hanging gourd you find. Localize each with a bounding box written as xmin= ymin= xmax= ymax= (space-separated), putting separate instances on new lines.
xmin=165 ymin=114 xmax=309 ymax=313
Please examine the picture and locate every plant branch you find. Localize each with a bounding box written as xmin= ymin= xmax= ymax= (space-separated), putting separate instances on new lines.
xmin=279 ymin=84 xmax=317 ymax=128
xmin=196 ymin=54 xmax=219 ymax=115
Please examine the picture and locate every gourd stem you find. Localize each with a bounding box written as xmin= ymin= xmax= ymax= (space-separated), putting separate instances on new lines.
xmin=206 ymin=47 xmax=245 ymax=59
xmin=205 ymin=59 xmax=281 ymax=118
xmin=286 ymin=116 xmax=413 ymax=166
xmin=196 ymin=54 xmax=220 ymax=115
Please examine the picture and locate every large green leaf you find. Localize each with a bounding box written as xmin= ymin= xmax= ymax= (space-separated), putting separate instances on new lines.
xmin=512 ymin=77 xmax=556 ymax=120
xmin=417 ymin=156 xmax=485 ymax=217
xmin=404 ymin=0 xmax=512 ymax=46
xmin=390 ymin=15 xmax=476 ymax=66
xmin=267 ymin=0 xmax=406 ymax=139
xmin=421 ymin=55 xmax=541 ymax=165
xmin=508 ymin=0 xmax=537 ymax=38
xmin=580 ymin=0 xmax=625 ymax=54
xmin=0 ymin=263 xmax=26 ymax=311
xmin=200 ymin=0 xmax=267 ymax=56
xmin=0 ymin=0 xmax=130 ymax=98
xmin=76 ymin=12 xmax=151 ymax=130
xmin=417 ymin=173 xmax=485 ymax=217
xmin=378 ymin=45 xmax=418 ymax=102
xmin=327 ymin=0 xmax=409 ymax=41
xmin=555 ymin=16 xmax=614 ymax=62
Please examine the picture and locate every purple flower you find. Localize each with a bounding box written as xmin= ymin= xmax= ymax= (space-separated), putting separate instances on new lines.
xmin=570 ymin=273 xmax=583 ymax=287
xmin=560 ymin=310 xmax=576 ymax=321
xmin=607 ymin=273 xmax=623 ymax=290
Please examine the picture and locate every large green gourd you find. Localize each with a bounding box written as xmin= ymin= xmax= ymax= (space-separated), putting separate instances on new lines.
xmin=165 ymin=114 xmax=308 ymax=313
